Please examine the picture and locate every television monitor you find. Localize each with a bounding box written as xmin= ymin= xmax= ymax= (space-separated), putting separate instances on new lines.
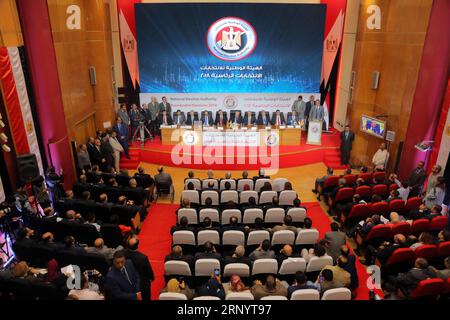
xmin=361 ymin=115 xmax=386 ymax=139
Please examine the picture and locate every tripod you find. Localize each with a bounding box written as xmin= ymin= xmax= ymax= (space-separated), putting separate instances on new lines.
xmin=0 ymin=214 xmax=15 ymax=261
xmin=132 ymin=122 xmax=153 ymax=146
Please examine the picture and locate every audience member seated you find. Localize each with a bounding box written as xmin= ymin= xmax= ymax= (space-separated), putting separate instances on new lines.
xmin=249 ymin=239 xmax=275 ymax=261
xmin=409 ymin=232 xmax=437 ymax=250
xmin=316 ymin=268 xmax=343 ymax=296
xmin=154 ymin=166 xmax=173 ymax=192
xmin=68 ymin=273 xmax=104 ymax=300
xmin=134 ymin=167 xmax=154 ymax=190
xmin=431 ymin=256 xmax=450 ymax=279
xmin=253 ymin=169 xmax=270 ymax=182
xmin=85 ymin=238 xmax=122 ymax=260
xmin=195 ymin=241 xmax=222 ymax=262
xmin=197 ymin=217 xmax=220 ymax=233
xmin=263 ymin=196 xmax=280 ymax=213
xmin=105 ymin=251 xmax=142 ymax=300
xmin=241 ymin=196 xmax=258 ymax=211
xmin=322 ymin=257 xmax=351 ymax=289
xmin=161 ymin=278 xmax=194 ymax=300
xmin=244 ymin=217 xmax=268 ymax=233
xmin=340 ymin=245 xmax=359 ymax=290
xmin=222 ymin=216 xmax=245 ymax=233
xmin=165 ymin=245 xmax=195 ymax=271
xmin=251 ymin=275 xmax=287 ymax=300
xmin=270 ymin=215 xmax=298 ymax=235
xmin=364 ymin=233 xmax=407 ymax=266
xmin=85 ymin=212 xmax=101 ymax=232
xmin=41 ymin=232 xmax=63 ymax=250
xmin=301 ymin=243 xmax=329 ymax=263
xmin=276 ymin=244 xmax=295 ymax=267
xmin=287 ymin=271 xmax=318 ymax=299
xmin=223 ymin=245 xmax=252 ymax=268
xmin=171 ymin=216 xmax=196 ymax=235
xmin=196 ymin=277 xmax=225 ymax=299
xmin=223 ymin=275 xmax=250 ymax=296
xmin=61 ymin=236 xmax=86 ymax=254
xmin=392 ymin=257 xmax=436 ymax=296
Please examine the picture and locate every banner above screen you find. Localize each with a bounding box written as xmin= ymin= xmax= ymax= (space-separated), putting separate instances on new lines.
xmin=135 ymin=3 xmax=326 ymax=94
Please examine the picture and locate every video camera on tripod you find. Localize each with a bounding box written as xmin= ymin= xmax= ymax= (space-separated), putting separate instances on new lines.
xmin=132 ymin=112 xmax=153 ymax=146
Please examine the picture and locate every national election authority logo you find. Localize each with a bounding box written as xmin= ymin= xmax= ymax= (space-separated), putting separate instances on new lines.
xmin=206 ymin=17 xmax=257 ymax=61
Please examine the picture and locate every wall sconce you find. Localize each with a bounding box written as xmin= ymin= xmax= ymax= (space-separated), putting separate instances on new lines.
xmin=0 ymin=111 xmax=11 ymax=152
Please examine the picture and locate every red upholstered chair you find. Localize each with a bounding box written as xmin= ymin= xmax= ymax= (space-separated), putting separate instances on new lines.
xmin=372 ymin=171 xmax=386 ymax=182
xmin=319 ymin=176 xmax=340 ymax=200
xmin=409 ymin=278 xmax=445 ymax=299
xmin=355 ymin=186 xmax=371 ymax=201
xmin=444 ymin=278 xmax=450 ymax=295
xmin=389 ymin=199 xmax=405 ymax=214
xmin=389 ymin=183 xmax=399 ymax=191
xmin=414 ymin=244 xmax=438 ymax=260
xmin=405 ymin=197 xmax=423 ymax=213
xmin=430 ymin=216 xmax=448 ymax=232
xmin=329 ymin=187 xmax=354 ymax=207
xmin=384 ymin=248 xmax=415 ymax=274
xmin=343 ymin=174 xmax=357 ymax=187
xmin=343 ymin=203 xmax=371 ymax=226
xmin=411 ymin=219 xmax=431 ymax=236
xmin=372 ymin=184 xmax=389 ymax=198
xmin=357 ymin=224 xmax=392 ymax=247
xmin=391 ymin=222 xmax=411 ymax=236
xmin=359 ymin=173 xmax=372 ymax=185
xmin=437 ymin=241 xmax=450 ymax=258
xmin=370 ymin=201 xmax=389 ymax=217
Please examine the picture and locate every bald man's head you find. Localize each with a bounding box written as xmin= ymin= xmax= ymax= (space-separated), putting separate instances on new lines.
xmin=94 ymin=238 xmax=104 ymax=248
xmin=128 ymin=237 xmax=139 ymax=250
xmin=172 ymin=245 xmax=183 ymax=256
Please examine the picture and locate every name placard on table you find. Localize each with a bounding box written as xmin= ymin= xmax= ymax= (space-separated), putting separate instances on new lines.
xmin=202 ymin=131 xmax=260 ymax=147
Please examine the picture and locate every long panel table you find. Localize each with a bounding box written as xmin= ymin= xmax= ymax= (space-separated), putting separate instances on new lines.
xmin=160 ymin=125 xmax=302 ymax=146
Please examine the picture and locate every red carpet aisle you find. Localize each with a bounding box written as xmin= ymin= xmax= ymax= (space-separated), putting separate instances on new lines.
xmin=138 ymin=203 xmax=178 ymax=300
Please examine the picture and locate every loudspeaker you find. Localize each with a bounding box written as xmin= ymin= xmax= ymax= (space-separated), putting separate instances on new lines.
xmin=89 ymin=66 xmax=97 ymax=85
xmin=371 ymin=71 xmax=380 ymax=90
xmin=17 ymin=154 xmax=39 ymax=182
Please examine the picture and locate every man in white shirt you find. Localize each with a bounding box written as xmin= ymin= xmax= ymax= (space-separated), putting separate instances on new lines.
xmin=109 ymin=131 xmax=124 ymax=172
xmin=372 ymin=143 xmax=389 ymax=170
xmin=68 ymin=274 xmax=104 ymax=300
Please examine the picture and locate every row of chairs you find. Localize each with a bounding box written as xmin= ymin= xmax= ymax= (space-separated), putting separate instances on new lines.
xmin=404 ymin=278 xmax=450 ymax=299
xmin=342 ymin=197 xmax=423 ymax=226
xmin=320 ymin=172 xmax=387 ymax=193
xmin=177 ymin=207 xmax=307 ymax=226
xmin=73 ymin=182 xmax=148 ymax=206
xmin=0 ymin=276 xmax=67 ymax=300
xmin=185 ymin=178 xmax=288 ymax=192
xmin=160 ymin=287 xmax=352 ymax=300
xmin=181 ymin=190 xmax=297 ymax=206
xmin=328 ymin=185 xmax=403 ymax=208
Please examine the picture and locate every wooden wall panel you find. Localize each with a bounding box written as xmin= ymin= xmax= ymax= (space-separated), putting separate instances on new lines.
xmin=47 ymin=0 xmax=115 ymax=146
xmin=347 ymin=0 xmax=433 ymax=172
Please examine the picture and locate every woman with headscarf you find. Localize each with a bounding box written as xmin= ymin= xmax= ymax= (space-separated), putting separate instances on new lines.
xmin=223 ymin=275 xmax=250 ymax=297
xmin=196 ymin=277 xmax=225 ymax=299
xmin=161 ymin=278 xmax=194 ymax=299
xmin=45 ymin=259 xmax=68 ymax=292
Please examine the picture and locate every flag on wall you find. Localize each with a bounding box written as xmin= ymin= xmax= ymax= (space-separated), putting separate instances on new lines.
xmin=0 ymin=46 xmax=44 ymax=175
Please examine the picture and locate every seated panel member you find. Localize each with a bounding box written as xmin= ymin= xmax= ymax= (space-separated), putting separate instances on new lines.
xmin=201 ymin=111 xmax=214 ymax=127
xmin=185 ymin=110 xmax=198 ymax=126
xmin=271 ymin=110 xmax=286 ymax=126
xmin=215 ymin=110 xmax=228 ymax=127
xmin=243 ymin=111 xmax=256 ymax=126
xmin=230 ymin=110 xmax=243 ymax=125
xmin=158 ymin=110 xmax=173 ymax=127
xmin=256 ymin=110 xmax=271 ymax=126
xmin=286 ymin=111 xmax=303 ymax=126
xmin=173 ymin=110 xmax=185 ymax=126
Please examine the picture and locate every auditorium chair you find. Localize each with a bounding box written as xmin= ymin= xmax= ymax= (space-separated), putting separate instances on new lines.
xmin=172 ymin=230 xmax=196 ymax=254
xmin=405 ymin=278 xmax=445 ymax=300
xmin=389 ymin=183 xmax=399 ymax=192
xmin=372 ymin=184 xmax=389 ymax=199
xmin=278 ymin=258 xmax=306 ymax=284
xmin=239 ymin=190 xmax=258 ymax=204
xmin=225 ymin=292 xmax=254 ymax=300
xmin=305 ymin=256 xmax=333 ymax=280
xmin=272 ymin=178 xmax=289 ymax=192
xmin=197 ymin=230 xmax=220 ymax=247
xmin=223 ymin=263 xmax=250 ymax=279
xmin=220 ymin=190 xmax=239 ymax=204
xmin=430 ymin=216 xmax=448 ymax=233
xmin=237 ymin=179 xmax=254 ymax=191
xmin=195 ymin=259 xmax=221 ymax=285
xmin=164 ymin=261 xmax=192 ymax=280
xmin=290 ymin=289 xmax=320 ymax=300
xmin=405 ymin=197 xmax=423 ymax=213
xmin=279 ymin=190 xmax=297 ymax=206
xmin=411 ymin=219 xmax=431 ymax=236
xmin=193 ymin=296 xmax=221 ymax=300
xmin=372 ymin=171 xmax=386 ymax=182
xmin=100 ymin=224 xmax=124 ymax=248
xmin=254 ymin=179 xmax=271 ymax=192
xmin=184 ymin=178 xmax=201 ymax=190
xmin=260 ymin=296 xmax=288 ymax=300
xmin=246 ymin=230 xmax=270 ymax=252
xmin=287 ymin=207 xmax=307 ymax=226
xmin=177 ymin=208 xmax=198 ymax=225
xmin=259 ymin=191 xmax=277 ymax=204
xmin=201 ymin=179 xmax=219 ymax=190
xmin=155 ymin=180 xmax=175 ymax=203
xmin=181 ymin=190 xmax=200 ymax=205
xmin=415 ymin=244 xmax=438 ymax=261
xmin=219 ymin=179 xmax=236 ymax=190
xmin=221 ymin=209 xmax=242 ymax=224
xmin=370 ymin=201 xmax=390 ymax=217
xmin=242 ymin=209 xmax=264 ymax=225
xmin=159 ymin=292 xmax=188 ymax=300
xmin=380 ymin=248 xmax=416 ymax=276
xmin=388 ymin=199 xmax=406 ymax=215
xmin=251 ymin=258 xmax=278 ymax=281
xmin=271 ymin=230 xmax=295 ymax=252
xmin=342 ymin=203 xmax=371 ymax=227
xmin=358 ymin=173 xmax=373 ymax=185
xmin=355 ymin=185 xmax=371 ymax=202
xmin=199 ymin=208 xmax=220 ymax=224
xmin=321 ymin=288 xmax=352 ymax=300
xmin=295 ymin=229 xmax=320 ymax=250
xmin=318 ymin=176 xmax=340 ymax=201
xmin=356 ymin=224 xmax=392 ymax=249
xmin=72 ymin=223 xmax=99 ymax=246
xmin=264 ymin=208 xmax=285 ymax=227
xmin=222 ymin=230 xmax=245 ymax=254
xmin=201 ymin=191 xmax=219 ymax=205
xmin=391 ymin=222 xmax=412 ymax=236
xmin=328 ymin=187 xmax=353 ymax=208
xmin=437 ymin=241 xmax=450 ymax=263
xmin=343 ymin=174 xmax=357 ymax=187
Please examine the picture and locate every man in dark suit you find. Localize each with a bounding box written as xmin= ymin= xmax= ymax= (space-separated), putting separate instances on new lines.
xmin=89 ymin=138 xmax=106 ymax=168
xmin=113 ymin=117 xmax=130 ymax=159
xmin=253 ymin=169 xmax=270 ymax=182
xmin=87 ymin=137 xmax=96 ymax=162
xmin=173 ymin=110 xmax=185 ymax=126
xmin=223 ymin=245 xmax=252 ymax=268
xmin=408 ymin=161 xmax=426 ymax=197
xmin=201 ymin=111 xmax=214 ymax=127
xmin=105 ymin=250 xmax=142 ymax=300
xmin=158 ymin=110 xmax=173 ymax=127
xmin=396 ymin=258 xmax=437 ymax=296
xmin=170 ymin=216 xmax=196 ymax=235
xmin=304 ymin=95 xmax=315 ymax=127
xmin=214 ymin=110 xmax=228 ymax=127
xmin=164 ymin=245 xmax=195 ymax=272
xmin=125 ymin=237 xmax=154 ymax=300
xmin=340 ymin=125 xmax=355 ymax=165
xmin=271 ymin=110 xmax=286 ymax=126
xmin=256 ymin=110 xmax=270 ymax=126
xmin=194 ymin=241 xmax=222 ymax=262
xmin=100 ymin=135 xmax=115 ymax=171
xmin=134 ymin=167 xmax=154 ymax=189
xmin=243 ymin=111 xmax=256 ymax=126
xmin=185 ymin=110 xmax=198 ymax=126
xmin=286 ymin=111 xmax=301 ymax=126
xmin=158 ymin=96 xmax=172 ymax=114
xmin=323 ymin=222 xmax=347 ymax=261
xmin=230 ymin=111 xmax=243 ymax=125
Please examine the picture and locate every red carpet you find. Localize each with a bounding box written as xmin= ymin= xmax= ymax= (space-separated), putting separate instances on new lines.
xmin=138 ymin=203 xmax=178 ymax=300
xmin=121 ymin=129 xmax=345 ymax=170
xmin=139 ymin=201 xmax=379 ymax=300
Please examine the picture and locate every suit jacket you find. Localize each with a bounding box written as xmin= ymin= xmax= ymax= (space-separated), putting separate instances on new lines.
xmin=223 ymin=255 xmax=252 ymax=269
xmin=201 ymin=114 xmax=214 ymax=126
xmin=195 ymin=251 xmax=222 ymax=262
xmin=249 ymin=249 xmax=276 ymax=261
xmin=113 ymin=123 xmax=129 ymax=143
xmin=292 ymin=100 xmax=306 ymax=115
xmin=141 ymin=108 xmax=152 ymax=123
xmin=185 ymin=113 xmax=198 ymax=126
xmin=125 ymin=249 xmax=155 ymax=284
xmin=147 ymin=102 xmax=159 ymax=120
xmin=305 ymin=101 xmax=314 ymax=119
xmin=105 ymin=260 xmax=141 ymax=300
xmin=286 ymin=114 xmax=301 ymax=125
xmin=309 ymin=106 xmax=325 ymax=121
xmin=129 ymin=109 xmax=142 ymax=127
xmin=89 ymin=146 xmax=104 ymax=166
xmin=270 ymin=113 xmax=286 ymax=126
xmin=324 ymin=231 xmax=347 ymax=261
xmin=408 ymin=168 xmax=426 ymax=189
xmin=214 ymin=113 xmax=228 ymax=126
xmin=230 ymin=114 xmax=243 ymax=125
xmin=173 ymin=114 xmax=186 ymax=126
xmin=340 ymin=131 xmax=355 ymax=151
xmin=158 ymin=102 xmax=172 ymax=114
xmin=158 ymin=113 xmax=173 ymax=126
xmin=397 ymin=267 xmax=436 ymax=294
xmin=109 ymin=137 xmax=124 ymax=153
xmin=243 ymin=114 xmax=256 ymax=126
xmin=256 ymin=113 xmax=271 ymax=126
xmin=154 ymin=172 xmax=173 ymax=187
xmin=117 ymin=110 xmax=130 ymax=125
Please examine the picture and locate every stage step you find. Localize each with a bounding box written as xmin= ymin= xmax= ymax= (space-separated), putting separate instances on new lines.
xmin=323 ymin=148 xmax=347 ymax=170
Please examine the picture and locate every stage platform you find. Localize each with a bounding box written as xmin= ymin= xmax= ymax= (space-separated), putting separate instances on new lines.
xmin=120 ymin=128 xmax=346 ymax=171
